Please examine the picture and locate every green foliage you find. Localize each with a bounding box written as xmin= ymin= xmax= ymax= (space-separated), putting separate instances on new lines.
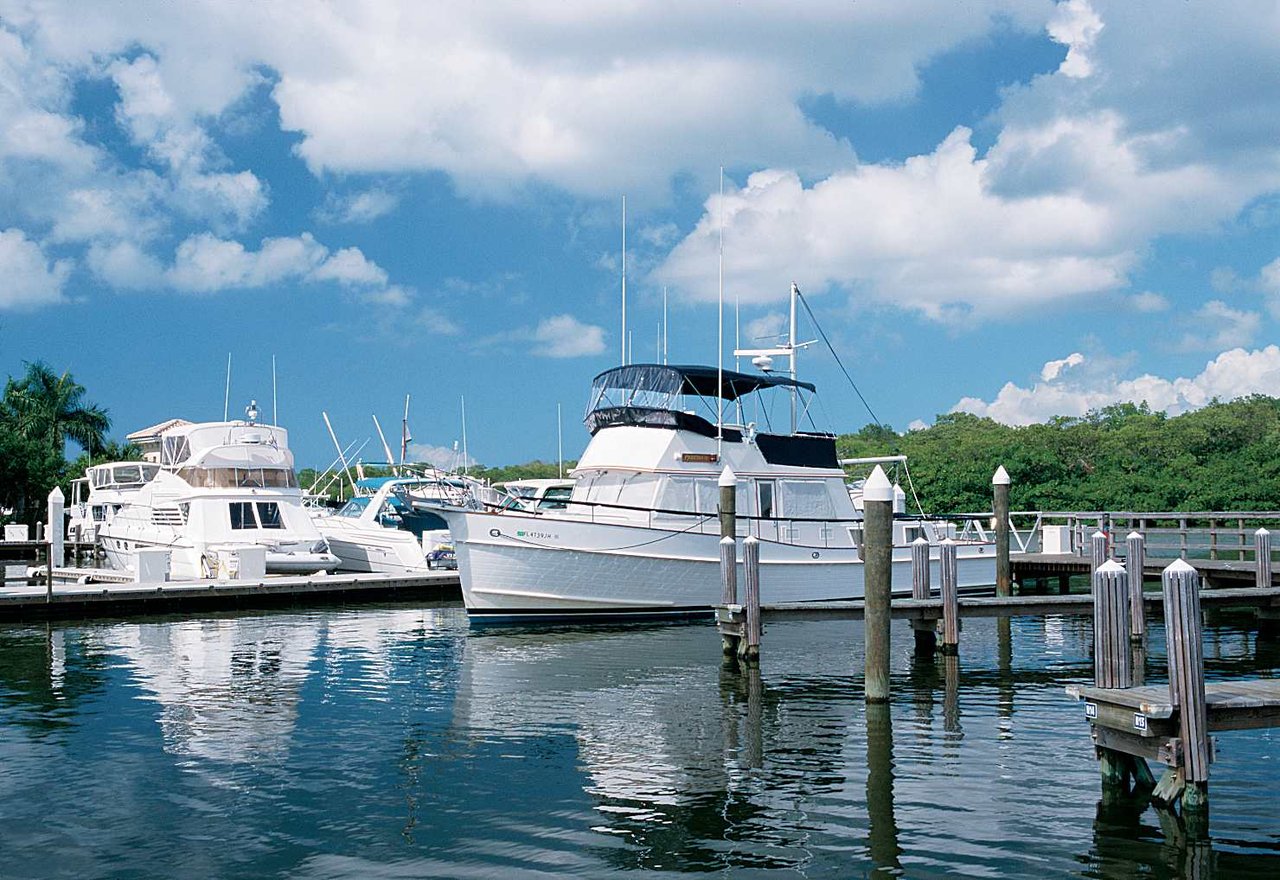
xmin=0 ymin=363 xmax=115 ymax=525
xmin=838 ymin=396 xmax=1280 ymax=514
xmin=467 ymin=459 xmax=576 ymax=485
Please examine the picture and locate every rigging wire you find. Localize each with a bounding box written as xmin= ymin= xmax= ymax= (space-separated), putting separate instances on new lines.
xmin=794 ymin=287 xmax=882 ymax=427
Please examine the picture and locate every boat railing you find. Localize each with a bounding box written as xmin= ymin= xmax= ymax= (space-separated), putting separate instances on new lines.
xmin=477 ymin=496 xmax=1000 ymax=552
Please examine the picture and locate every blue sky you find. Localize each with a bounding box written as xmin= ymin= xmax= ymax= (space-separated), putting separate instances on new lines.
xmin=2 ymin=1 xmax=1280 ymax=469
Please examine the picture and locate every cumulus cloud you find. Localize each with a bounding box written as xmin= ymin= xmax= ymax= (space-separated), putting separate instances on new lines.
xmin=1130 ymin=291 xmax=1168 ymax=312
xmin=1176 ymin=301 xmax=1260 ymax=352
xmin=530 ymin=314 xmax=607 ymax=358
xmin=318 ymin=189 xmax=400 ymax=224
xmin=1040 ymin=352 xmax=1084 ymax=382
xmin=954 ymin=347 xmax=1280 ymax=425
xmin=0 ymin=228 xmax=72 ymax=309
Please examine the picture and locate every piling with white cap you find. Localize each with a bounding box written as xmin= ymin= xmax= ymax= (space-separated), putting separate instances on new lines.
xmin=863 ymin=465 xmax=894 ymax=703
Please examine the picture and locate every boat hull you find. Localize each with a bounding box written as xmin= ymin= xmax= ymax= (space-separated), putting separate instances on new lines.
xmin=440 ymin=508 xmax=997 ymax=621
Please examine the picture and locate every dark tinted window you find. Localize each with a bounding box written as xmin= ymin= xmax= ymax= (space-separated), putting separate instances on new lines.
xmin=257 ymin=502 xmax=284 ymax=529
xmin=230 ymin=502 xmax=255 ymax=529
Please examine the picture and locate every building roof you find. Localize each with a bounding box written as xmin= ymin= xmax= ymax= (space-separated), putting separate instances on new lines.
xmin=125 ymin=418 xmax=193 ymax=443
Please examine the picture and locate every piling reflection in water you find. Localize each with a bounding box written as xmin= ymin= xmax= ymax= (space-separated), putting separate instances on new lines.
xmin=0 ymin=608 xmax=1277 ymax=877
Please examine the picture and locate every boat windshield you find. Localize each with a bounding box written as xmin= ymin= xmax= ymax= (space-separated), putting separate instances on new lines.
xmin=337 ymin=497 xmax=371 ymax=518
xmin=177 ymin=466 xmax=300 ymax=489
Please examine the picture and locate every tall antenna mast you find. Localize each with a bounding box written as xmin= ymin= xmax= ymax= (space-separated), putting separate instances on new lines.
xmin=621 ymin=195 xmax=627 ymax=366
xmin=662 ymin=285 xmax=669 ymax=364
xmin=223 ymin=353 xmax=231 ymax=421
xmin=716 ymin=168 xmax=724 ymax=455
xmin=271 ymin=354 xmax=278 ymax=425
xmin=557 ymin=402 xmax=564 ymax=479
xmin=400 ymin=394 xmax=411 ymax=466
xmin=372 ymin=415 xmax=395 ymax=471
xmin=322 ymin=411 xmax=355 ymax=496
xmin=789 ymin=280 xmax=798 ymax=433
xmin=460 ymin=395 xmax=469 ymax=476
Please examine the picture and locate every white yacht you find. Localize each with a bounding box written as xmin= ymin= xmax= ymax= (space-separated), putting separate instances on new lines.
xmin=312 ymin=476 xmax=456 ymax=574
xmin=439 ymin=363 xmax=998 ymax=621
xmin=96 ymin=405 xmax=339 ymax=578
xmin=67 ymin=460 xmax=161 ymax=542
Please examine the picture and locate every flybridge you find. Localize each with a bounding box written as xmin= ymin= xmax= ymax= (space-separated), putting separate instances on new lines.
xmin=584 ymin=363 xmax=818 ymax=439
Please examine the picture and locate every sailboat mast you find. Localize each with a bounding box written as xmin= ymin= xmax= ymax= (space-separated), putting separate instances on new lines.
xmin=400 ymin=394 xmax=411 ymax=466
xmin=716 ymin=169 xmax=724 ymax=455
xmin=461 ymin=395 xmax=469 ymax=476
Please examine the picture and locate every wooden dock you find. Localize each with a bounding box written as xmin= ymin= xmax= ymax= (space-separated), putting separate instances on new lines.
xmin=0 ymin=570 xmax=461 ymax=620
xmin=1014 ymin=552 xmax=1269 ymax=587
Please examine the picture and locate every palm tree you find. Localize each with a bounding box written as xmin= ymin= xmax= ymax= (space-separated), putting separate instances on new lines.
xmin=2 ymin=361 xmax=110 ymax=456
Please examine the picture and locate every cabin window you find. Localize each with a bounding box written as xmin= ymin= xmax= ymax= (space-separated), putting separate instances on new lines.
xmin=757 ymin=481 xmax=776 ymax=519
xmin=695 ymin=479 xmax=720 ymax=516
xmin=538 ymin=487 xmax=572 ymax=510
xmin=229 ymin=502 xmax=255 ymax=529
xmin=114 ymin=464 xmax=142 ymax=484
xmin=656 ymin=477 xmax=696 ymax=516
xmin=256 ymin=502 xmax=284 ymax=529
xmin=780 ymin=480 xmax=836 ymax=519
xmin=616 ymin=475 xmax=659 ymax=510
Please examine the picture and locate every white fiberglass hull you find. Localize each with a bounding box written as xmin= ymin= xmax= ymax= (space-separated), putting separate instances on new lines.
xmin=316 ymin=522 xmax=434 ymax=575
xmin=440 ymin=508 xmax=997 ymax=620
xmin=100 ymin=531 xmax=338 ymax=579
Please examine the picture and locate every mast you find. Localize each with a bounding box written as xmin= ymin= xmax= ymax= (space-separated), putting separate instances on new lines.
xmin=400 ymin=394 xmax=411 ymax=466
xmin=322 ymin=411 xmax=355 ymax=496
xmin=223 ymin=353 xmax=231 ymax=421
xmin=716 ymin=169 xmax=724 ymax=455
xmin=789 ymin=281 xmax=798 ymax=433
xmin=557 ymin=402 xmax=563 ymax=479
xmin=271 ymin=354 xmax=278 ymax=426
xmin=372 ymin=415 xmax=395 ymax=472
xmin=460 ymin=394 xmax=469 ymax=476
xmin=662 ymin=285 xmax=668 ymax=364
xmin=621 ymin=195 xmax=627 ymax=366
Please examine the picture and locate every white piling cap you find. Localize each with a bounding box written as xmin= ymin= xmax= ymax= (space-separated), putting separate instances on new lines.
xmin=719 ymin=535 xmax=735 ymax=545
xmin=863 ymin=465 xmax=893 ymax=502
xmin=1096 ymin=560 xmax=1125 ymax=575
xmin=911 ymin=535 xmax=929 ymax=545
xmin=1091 ymin=530 xmax=1107 ymax=539
xmin=1257 ymin=527 xmax=1271 ymax=536
xmin=718 ymin=466 xmax=737 ymax=487
xmin=992 ymin=465 xmax=1010 ymax=486
xmin=1163 ymin=558 xmax=1197 ymax=575
xmin=1126 ymin=531 xmax=1143 ymax=540
xmin=48 ymin=486 xmax=64 ymax=502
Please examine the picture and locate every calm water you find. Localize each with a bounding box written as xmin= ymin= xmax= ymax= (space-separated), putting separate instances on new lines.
xmin=0 ymin=602 xmax=1276 ymax=878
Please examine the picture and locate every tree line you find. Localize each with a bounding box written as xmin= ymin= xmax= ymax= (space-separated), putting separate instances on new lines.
xmin=836 ymin=397 xmax=1280 ymax=515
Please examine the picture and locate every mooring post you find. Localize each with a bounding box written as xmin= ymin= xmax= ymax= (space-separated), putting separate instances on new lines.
xmin=1090 ymin=530 xmax=1107 ymax=577
xmin=47 ymin=486 xmax=64 ymax=600
xmin=1126 ymin=531 xmax=1146 ymax=642
xmin=939 ymin=538 xmax=959 ymax=654
xmin=1163 ymin=559 xmax=1210 ymax=813
xmin=1094 ymin=559 xmax=1140 ymax=789
xmin=741 ymin=535 xmax=761 ymax=663
xmin=910 ymin=536 xmax=935 ymax=655
xmin=863 ymin=465 xmax=894 ymax=702
xmin=1093 ymin=561 xmax=1132 ymax=689
xmin=1256 ymin=528 xmax=1272 ymax=589
xmin=718 ymin=466 xmax=739 ymax=657
xmin=993 ymin=466 xmax=1011 ymax=596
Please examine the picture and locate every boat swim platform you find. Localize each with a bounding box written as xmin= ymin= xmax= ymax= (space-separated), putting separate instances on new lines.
xmin=741 ymin=585 xmax=1280 ymax=623
xmin=1013 ymin=553 xmax=1271 ymax=585
xmin=0 ymin=570 xmax=461 ymax=621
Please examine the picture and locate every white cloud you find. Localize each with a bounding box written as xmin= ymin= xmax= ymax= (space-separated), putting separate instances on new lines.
xmin=530 ymin=314 xmax=607 ymax=358
xmin=318 ymin=189 xmax=399 ymax=224
xmin=406 ymin=442 xmax=474 ymax=470
xmin=1047 ymin=0 xmax=1104 ymax=78
xmin=86 ymin=240 xmax=164 ymax=290
xmin=743 ymin=312 xmax=787 ymax=345
xmin=954 ymin=346 xmax=1280 ymax=425
xmin=0 ymin=227 xmax=72 ymax=309
xmin=1130 ymin=291 xmax=1168 ymax=312
xmin=161 ymin=232 xmax=403 ymax=303
xmin=1040 ymin=352 xmax=1084 ymax=382
xmin=1260 ymin=257 xmax=1280 ymax=318
xmin=1176 ymin=300 xmax=1260 ymax=352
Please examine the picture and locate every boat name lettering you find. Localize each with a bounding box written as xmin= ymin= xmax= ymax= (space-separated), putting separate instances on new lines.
xmin=680 ymin=453 xmax=719 ymax=463
xmin=516 ymin=530 xmax=560 ymax=540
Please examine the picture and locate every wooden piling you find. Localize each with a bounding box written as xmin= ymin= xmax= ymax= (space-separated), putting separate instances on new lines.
xmin=863 ymin=465 xmax=894 ymax=702
xmin=718 ymin=466 xmax=737 ymax=540
xmin=993 ymin=466 xmax=1011 ymax=596
xmin=1256 ymin=528 xmax=1272 ymax=590
xmin=1093 ymin=561 xmax=1132 ymax=689
xmin=741 ymin=536 xmax=761 ymax=663
xmin=1163 ymin=559 xmax=1210 ymax=811
xmin=1126 ymin=531 xmax=1146 ymax=642
xmin=1090 ymin=530 xmax=1107 ymax=575
xmin=939 ymin=538 xmax=959 ymax=654
xmin=719 ymin=536 xmax=738 ymax=656
xmin=910 ymin=536 xmax=936 ymax=655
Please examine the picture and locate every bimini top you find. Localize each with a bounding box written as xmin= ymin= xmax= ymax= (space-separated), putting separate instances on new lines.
xmin=590 ymin=364 xmax=814 ymax=404
xmin=585 ymin=363 xmax=818 ymax=439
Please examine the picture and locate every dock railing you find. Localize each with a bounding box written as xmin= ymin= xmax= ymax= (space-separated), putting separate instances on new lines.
xmin=1028 ymin=510 xmax=1280 ymax=563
